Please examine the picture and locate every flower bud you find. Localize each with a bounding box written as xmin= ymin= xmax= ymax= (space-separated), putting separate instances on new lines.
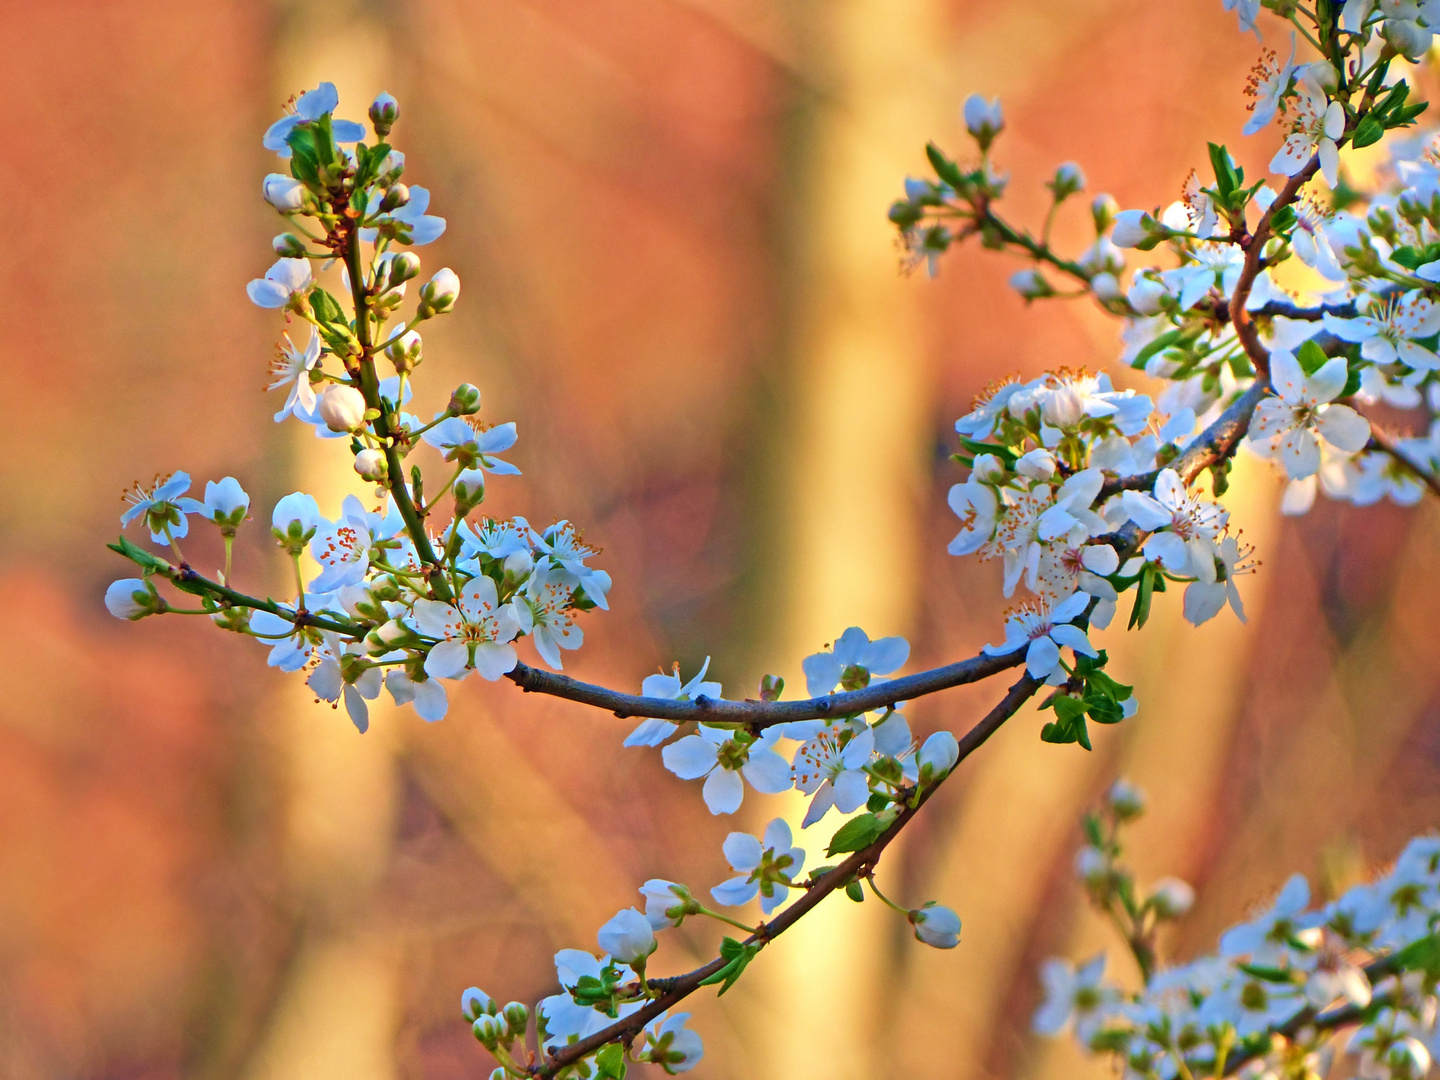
xmin=453 ymin=469 xmax=486 ymax=514
xmin=354 ymin=448 xmax=387 ymax=480
xmin=1382 ymin=17 xmax=1432 ymax=60
xmin=1090 ymin=272 xmax=1122 ymax=302
xmin=918 ymin=730 xmax=960 ymax=782
xmin=1015 ymin=447 xmax=1057 ymax=481
xmin=380 ymin=182 xmax=410 ymax=213
xmin=271 ymin=492 xmax=320 ymax=553
xmin=503 ymin=550 xmax=535 ymax=579
xmin=369 ymin=91 xmax=400 ymax=137
xmin=971 ymin=454 xmax=1005 ymax=483
xmin=1128 ymin=274 xmax=1168 ymax=315
xmin=419 ymin=268 xmax=460 ymax=317
xmin=461 ymin=986 xmax=494 ymax=1022
xmin=385 ymin=330 xmax=422 ymax=373
xmin=962 ymin=94 xmax=1004 ymax=151
xmin=386 ymin=251 xmax=421 ymax=287
xmin=640 ymin=879 xmax=702 ymax=929
xmin=449 ymin=383 xmax=482 ymax=415
xmin=597 ymin=907 xmax=657 ymax=964
xmin=472 ymin=1014 xmax=504 ymax=1050
xmin=1107 ymin=778 xmax=1146 ymax=820
xmin=1075 ymin=845 xmax=1109 ymax=886
xmin=1010 ymin=268 xmax=1054 ymax=300
xmin=1110 ymin=209 xmax=1159 ymax=249
xmin=105 ymin=577 xmax=166 ymax=620
xmin=262 ymin=173 xmax=306 ymax=212
xmin=1149 ymin=877 xmax=1195 ymax=919
xmin=318 ymin=385 xmax=368 ymax=433
xmin=489 ymin=1071 xmax=506 ymax=1080
xmin=502 ymin=1002 xmax=529 ymax=1033
xmin=272 ymin=232 xmax=307 ymax=258
xmin=909 ymin=903 xmax=961 ymax=948
xmin=1049 ymin=162 xmax=1086 ymax=200
xmin=1091 ymin=193 xmax=1120 ymax=234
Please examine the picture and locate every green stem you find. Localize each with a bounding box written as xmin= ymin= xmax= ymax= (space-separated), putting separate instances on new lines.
xmin=341 ymin=225 xmax=453 ymax=601
xmin=864 ymin=875 xmax=910 ymax=915
xmin=291 ymin=552 xmax=306 ymax=610
xmin=696 ymin=905 xmax=759 ymax=934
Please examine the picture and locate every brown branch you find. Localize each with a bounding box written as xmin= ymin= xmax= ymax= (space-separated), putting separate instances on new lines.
xmin=1228 ymin=157 xmax=1322 ymax=376
xmin=505 ymin=649 xmax=1026 ymax=727
xmin=527 ymin=671 xmax=1044 ymax=1077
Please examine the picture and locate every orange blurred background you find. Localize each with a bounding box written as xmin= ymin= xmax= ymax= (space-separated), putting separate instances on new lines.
xmin=5 ymin=1 xmax=1440 ymax=1078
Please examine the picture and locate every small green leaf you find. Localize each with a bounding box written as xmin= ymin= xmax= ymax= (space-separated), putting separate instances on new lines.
xmin=109 ymin=536 xmax=171 ymax=574
xmin=1296 ymin=339 xmax=1329 ymax=375
xmin=826 ymin=813 xmax=884 ymax=856
xmin=925 ymin=142 xmax=967 ymax=191
xmin=1351 ymin=115 xmax=1385 ymax=149
xmin=1393 ymin=933 xmax=1440 ymax=976
xmin=845 ymin=880 xmax=865 ymax=902
xmin=596 ymin=1044 xmax=627 ymax=1080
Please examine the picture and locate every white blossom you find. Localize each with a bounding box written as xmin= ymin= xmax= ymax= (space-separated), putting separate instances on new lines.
xmin=412 ymin=576 xmax=521 ymax=681
xmin=983 ymin=591 xmax=1096 ymax=680
xmin=801 ymin=627 xmax=909 ymax=696
xmin=246 ymin=258 xmax=313 ymax=309
xmin=1250 ymin=349 xmax=1371 ymax=479
xmin=662 ymin=725 xmax=792 ymax=815
xmin=624 ymin=658 xmax=723 ymax=748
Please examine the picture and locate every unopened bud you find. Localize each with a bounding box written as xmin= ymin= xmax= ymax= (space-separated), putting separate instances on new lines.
xmin=1090 ymin=272 xmax=1122 ymax=301
xmin=503 ymin=550 xmax=535 ymax=579
xmin=354 ymin=448 xmax=387 ymax=480
xmin=453 ymin=469 xmax=486 ymax=514
xmin=502 ymin=1002 xmax=529 ymax=1032
xmin=318 ymin=384 xmax=368 ymax=433
xmin=918 ymin=731 xmax=960 ymax=782
xmin=105 ymin=577 xmax=166 ymax=620
xmin=1049 ymin=162 xmax=1086 ymax=200
xmin=461 ymin=986 xmax=493 ymax=1022
xmin=1128 ymin=274 xmax=1168 ymax=314
xmin=962 ymin=94 xmax=1004 ymax=151
xmin=1149 ymin=877 xmax=1195 ymax=919
xmin=385 ymin=329 xmax=422 ymax=373
xmin=419 ymin=268 xmax=460 ymax=317
xmin=272 ymin=232 xmax=307 ymax=258
xmin=759 ymin=674 xmax=785 ymax=701
xmin=1010 ymin=268 xmax=1054 ymax=300
xmin=387 ymin=250 xmax=421 ymax=286
xmin=380 ymin=182 xmax=410 ymax=213
xmin=1107 ymin=778 xmax=1146 ymax=820
xmin=262 ymin=173 xmax=306 ymax=212
xmin=369 ymin=92 xmax=399 ymax=137
xmin=472 ymin=1014 xmax=504 ymax=1050
xmin=1075 ymin=845 xmax=1109 ymax=886
xmin=449 ymin=383 xmax=482 ymax=415
xmin=1110 ymin=209 xmax=1160 ymax=249
xmin=1091 ymin=193 xmax=1120 ymax=234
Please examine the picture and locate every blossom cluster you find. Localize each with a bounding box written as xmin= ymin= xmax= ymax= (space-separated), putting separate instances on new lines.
xmin=1037 ymin=782 xmax=1440 ymax=1080
xmin=107 ymin=85 xmax=610 ymax=731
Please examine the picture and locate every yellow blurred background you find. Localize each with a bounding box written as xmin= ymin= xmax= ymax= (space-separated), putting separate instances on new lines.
xmin=5 ymin=1 xmax=1440 ymax=1077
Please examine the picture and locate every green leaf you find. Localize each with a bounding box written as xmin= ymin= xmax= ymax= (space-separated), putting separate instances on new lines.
xmin=866 ymin=792 xmax=890 ymax=813
xmin=845 ymin=880 xmax=865 ymax=902
xmin=826 ymin=813 xmax=884 ymax=856
xmin=958 ymin=437 xmax=1018 ymax=467
xmin=596 ymin=1044 xmax=627 ymax=1080
xmin=1086 ymin=694 xmax=1125 ymax=725
xmin=1393 ymin=933 xmax=1440 ymax=976
xmin=1129 ymin=328 xmax=1189 ymax=371
xmin=1238 ymin=962 xmax=1303 ymax=984
xmin=699 ymin=937 xmax=759 ymax=996
xmin=925 ymin=142 xmax=967 ymax=191
xmin=109 ymin=536 xmax=171 ymax=574
xmin=1082 ymin=813 xmax=1104 ymax=848
xmin=1208 ymin=142 xmax=1238 ymax=201
xmin=1351 ymin=115 xmax=1385 ymax=149
xmin=1128 ymin=562 xmax=1155 ymax=630
xmin=310 ymin=288 xmax=347 ymax=326
xmin=1296 ymin=338 xmax=1329 ymax=376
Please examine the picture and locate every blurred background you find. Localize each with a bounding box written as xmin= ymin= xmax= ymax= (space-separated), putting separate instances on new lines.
xmin=6 ymin=0 xmax=1440 ymax=1077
